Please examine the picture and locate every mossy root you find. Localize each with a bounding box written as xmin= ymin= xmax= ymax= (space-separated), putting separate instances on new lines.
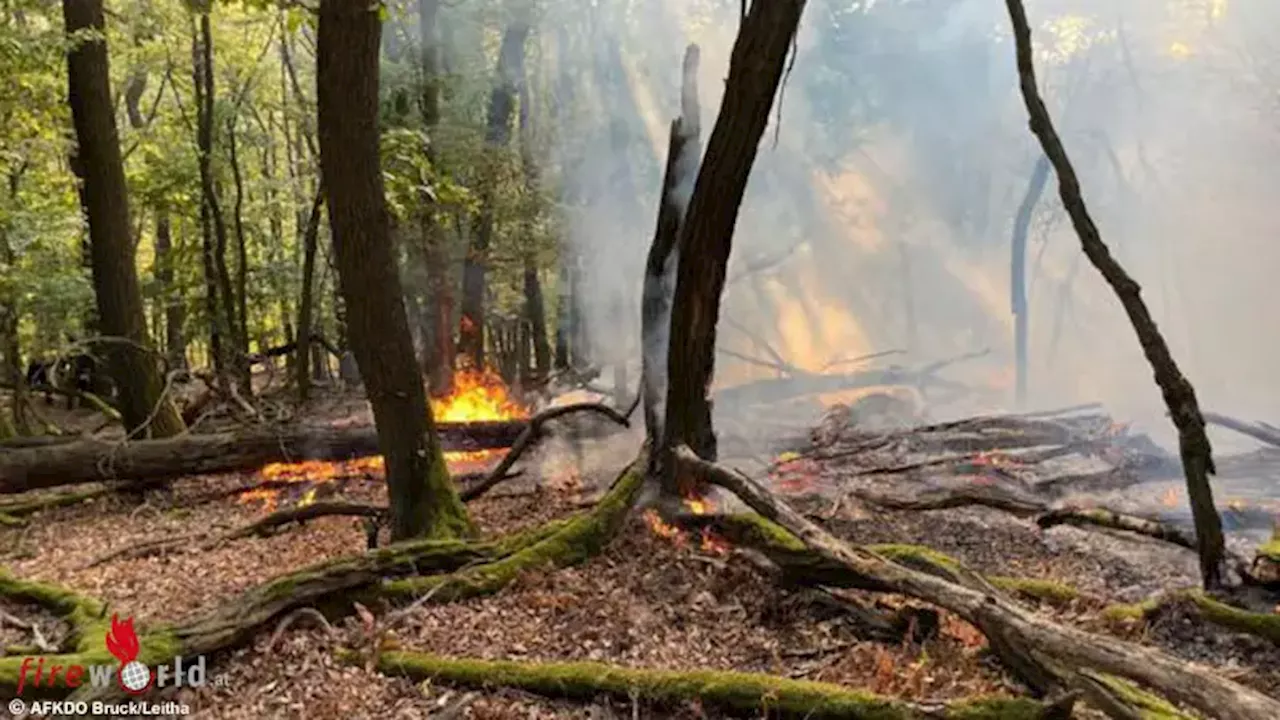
xmin=347 ymin=649 xmax=1057 ymax=719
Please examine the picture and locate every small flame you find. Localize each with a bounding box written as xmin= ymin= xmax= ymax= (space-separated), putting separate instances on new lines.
xmin=1159 ymin=487 xmax=1179 ymax=508
xmin=105 ymin=614 xmax=140 ymax=664
xmin=643 ymin=509 xmax=688 ymax=547
xmin=684 ymin=496 xmax=712 ymax=515
xmin=699 ymin=527 xmax=731 ymax=555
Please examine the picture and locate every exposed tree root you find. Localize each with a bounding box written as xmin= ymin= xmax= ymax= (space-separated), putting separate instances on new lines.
xmin=1103 ymin=590 xmax=1280 ymax=645
xmin=675 ymin=446 xmax=1280 ymax=720
xmin=0 ymin=487 xmax=116 ymax=526
xmin=13 ymin=452 xmax=646 ymax=706
xmin=343 ymin=649 xmax=1073 ymax=719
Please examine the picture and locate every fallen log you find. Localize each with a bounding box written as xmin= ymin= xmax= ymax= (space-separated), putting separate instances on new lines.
xmin=675 ymin=446 xmax=1280 ymax=720
xmin=351 ymin=650 xmax=1071 ymax=719
xmin=0 ymin=419 xmax=621 ymax=494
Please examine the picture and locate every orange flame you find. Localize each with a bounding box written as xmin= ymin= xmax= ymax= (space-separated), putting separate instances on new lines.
xmin=1159 ymin=487 xmax=1179 ymax=508
xmin=643 ymin=509 xmax=689 ymax=547
xmin=699 ymin=527 xmax=731 ymax=555
xmin=240 ymin=368 xmax=526 ymax=510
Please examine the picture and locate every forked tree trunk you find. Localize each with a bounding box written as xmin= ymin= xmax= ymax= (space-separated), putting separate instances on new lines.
xmin=316 ymin=0 xmax=473 ymax=541
xmin=661 ymin=1 xmax=807 ymax=484
xmin=643 ymin=44 xmax=700 ymax=461
xmin=459 ymin=19 xmax=529 ymax=369
xmin=1011 ymin=154 xmax=1049 ymax=408
xmin=1004 ymin=0 xmax=1225 ymax=590
xmin=63 ymin=0 xmax=184 ymax=438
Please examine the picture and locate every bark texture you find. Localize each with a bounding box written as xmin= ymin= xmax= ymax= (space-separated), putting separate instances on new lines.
xmin=662 ymin=1 xmax=805 ymax=477
xmin=316 ymin=0 xmax=472 ymax=540
xmin=1004 ymin=0 xmax=1225 ymax=590
xmin=63 ymin=0 xmax=183 ymax=439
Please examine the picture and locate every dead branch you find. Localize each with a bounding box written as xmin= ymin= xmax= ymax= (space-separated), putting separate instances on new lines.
xmin=459 ymin=401 xmax=630 ymax=502
xmin=1201 ymin=411 xmax=1280 ymax=449
xmin=675 ymin=445 xmax=1280 ymax=720
xmin=851 ymin=485 xmax=1046 ymax=518
xmin=1005 ymin=0 xmax=1224 ymax=590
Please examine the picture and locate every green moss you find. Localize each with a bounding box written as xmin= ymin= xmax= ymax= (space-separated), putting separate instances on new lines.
xmin=0 ymin=488 xmax=112 ymax=519
xmin=346 ymin=649 xmax=1047 ymax=719
xmin=1084 ymin=672 xmax=1197 ymax=719
xmin=715 ymin=513 xmax=809 ymax=552
xmin=0 ymin=568 xmax=179 ymax=696
xmin=986 ymin=577 xmax=1079 ymax=606
xmin=867 ymin=545 xmax=963 ymax=577
xmin=1100 ymin=597 xmax=1162 ymax=624
xmin=0 ymin=513 xmax=23 ymax=527
xmin=1186 ymin=592 xmax=1280 ymax=643
xmin=382 ymin=453 xmax=647 ymax=601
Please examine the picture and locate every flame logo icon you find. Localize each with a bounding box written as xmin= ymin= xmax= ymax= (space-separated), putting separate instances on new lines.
xmin=105 ymin=614 xmax=152 ymax=695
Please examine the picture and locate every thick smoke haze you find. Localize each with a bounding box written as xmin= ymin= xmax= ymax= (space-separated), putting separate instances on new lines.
xmin=535 ymin=0 xmax=1272 ymax=450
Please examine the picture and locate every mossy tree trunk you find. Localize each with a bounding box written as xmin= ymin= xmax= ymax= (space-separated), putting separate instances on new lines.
xmin=316 ymin=0 xmax=473 ymax=541
xmin=1004 ymin=0 xmax=1226 ymax=590
xmin=661 ymin=0 xmax=807 ymax=489
xmin=62 ymin=0 xmax=184 ymax=439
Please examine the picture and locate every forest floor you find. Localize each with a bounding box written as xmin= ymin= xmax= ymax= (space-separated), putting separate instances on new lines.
xmin=3 ymin=389 xmax=1280 ymax=719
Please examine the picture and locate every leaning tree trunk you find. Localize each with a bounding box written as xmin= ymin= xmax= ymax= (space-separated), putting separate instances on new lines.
xmin=643 ymin=44 xmax=701 ymax=472
xmin=661 ymin=0 xmax=807 ymax=489
xmin=459 ymin=19 xmax=529 ymax=370
xmin=316 ymin=0 xmax=473 ymax=541
xmin=1010 ymin=153 xmax=1049 ymax=409
xmin=63 ymin=0 xmax=184 ymax=439
xmin=1004 ymin=0 xmax=1225 ymax=590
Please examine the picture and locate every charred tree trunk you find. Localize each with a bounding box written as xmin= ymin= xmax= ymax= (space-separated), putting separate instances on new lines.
xmin=459 ymin=20 xmax=529 ymax=370
xmin=154 ymin=209 xmax=186 ymax=370
xmin=417 ymin=0 xmax=454 ymax=397
xmin=316 ymin=0 xmax=473 ymax=541
xmin=63 ymin=0 xmax=183 ymax=438
xmin=1011 ymin=154 xmax=1049 ymax=409
xmin=643 ymin=45 xmax=701 ymax=453
xmin=661 ymin=2 xmax=806 ymax=486
xmin=1005 ymin=0 xmax=1225 ymax=590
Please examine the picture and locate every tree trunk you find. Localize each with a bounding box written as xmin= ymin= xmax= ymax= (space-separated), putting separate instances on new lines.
xmin=62 ymin=0 xmax=184 ymax=438
xmin=0 ymin=172 xmax=31 ymax=435
xmin=459 ymin=19 xmax=530 ymax=370
xmin=643 ymin=45 xmax=701 ymax=453
xmin=661 ymin=2 xmax=806 ymax=481
xmin=193 ymin=18 xmax=225 ymax=388
xmin=1005 ymin=0 xmax=1225 ymax=590
xmin=516 ymin=58 xmax=550 ymax=381
xmin=554 ymin=258 xmax=571 ymax=371
xmin=295 ymin=189 xmax=324 ymax=402
xmin=417 ymin=0 xmax=454 ymax=397
xmin=316 ymin=0 xmax=473 ymax=541
xmin=227 ymin=115 xmax=252 ymax=396
xmin=154 ymin=209 xmax=187 ymax=370
xmin=1011 ymin=154 xmax=1049 ymax=409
